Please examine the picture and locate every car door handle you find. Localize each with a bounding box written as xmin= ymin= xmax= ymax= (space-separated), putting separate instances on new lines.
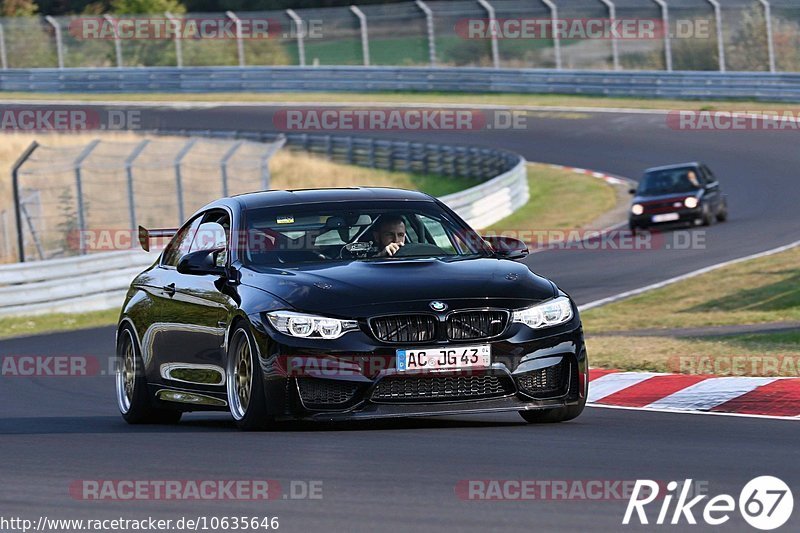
xmin=162 ymin=283 xmax=176 ymax=296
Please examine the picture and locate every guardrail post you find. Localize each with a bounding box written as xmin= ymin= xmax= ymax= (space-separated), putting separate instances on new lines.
xmin=415 ymin=0 xmax=437 ymax=66
xmin=103 ymin=14 xmax=123 ymax=67
xmin=226 ymin=11 xmax=246 ymax=66
xmin=286 ymin=9 xmax=306 ymax=67
xmin=651 ymin=0 xmax=672 ymax=71
xmin=758 ymin=0 xmax=776 ymax=73
xmin=173 ymin=138 xmax=197 ymax=223
xmin=165 ymin=12 xmax=183 ymax=68
xmin=0 ymin=22 xmax=7 ymax=69
xmin=73 ymin=140 xmax=101 ymax=255
xmin=124 ymin=140 xmax=149 ymax=231
xmin=598 ymin=0 xmax=620 ymax=70
xmin=220 ymin=140 xmax=244 ymax=197
xmin=541 ymin=0 xmax=561 ymax=69
xmin=11 ymin=142 xmax=39 ymax=262
xmin=706 ymin=0 xmax=725 ymax=72
xmin=477 ymin=0 xmax=500 ymax=68
xmin=350 ymin=6 xmax=370 ymax=67
xmin=45 ymin=16 xmax=64 ymax=69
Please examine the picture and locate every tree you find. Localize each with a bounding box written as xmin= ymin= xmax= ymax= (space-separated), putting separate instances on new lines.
xmin=0 ymin=0 xmax=39 ymax=17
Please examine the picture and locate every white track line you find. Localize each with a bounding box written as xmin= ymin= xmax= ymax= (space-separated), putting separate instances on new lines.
xmin=587 ymin=403 xmax=799 ymax=421
xmin=579 ymin=239 xmax=800 ymax=311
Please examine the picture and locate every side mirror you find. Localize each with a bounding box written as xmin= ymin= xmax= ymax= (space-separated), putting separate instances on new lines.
xmin=628 ymin=188 xmax=637 ymax=195
xmin=177 ymin=248 xmax=226 ymax=276
xmin=482 ymin=235 xmax=529 ymax=260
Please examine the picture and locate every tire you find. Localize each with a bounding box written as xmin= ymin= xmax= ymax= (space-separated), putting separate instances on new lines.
xmin=519 ymin=358 xmax=587 ymax=424
xmin=226 ymin=324 xmax=273 ymax=431
xmin=716 ymin=200 xmax=728 ymax=222
xmin=701 ymin=204 xmax=713 ymax=226
xmin=116 ymin=326 xmax=182 ymax=425
xmin=519 ymin=396 xmax=586 ymax=424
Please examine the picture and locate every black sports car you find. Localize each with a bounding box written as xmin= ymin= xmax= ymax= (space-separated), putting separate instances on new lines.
xmin=116 ymin=188 xmax=588 ymax=430
xmin=629 ymin=162 xmax=728 ymax=233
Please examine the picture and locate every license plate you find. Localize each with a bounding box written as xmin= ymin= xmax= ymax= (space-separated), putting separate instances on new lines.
xmin=396 ymin=345 xmax=491 ymax=372
xmin=652 ymin=213 xmax=680 ymax=223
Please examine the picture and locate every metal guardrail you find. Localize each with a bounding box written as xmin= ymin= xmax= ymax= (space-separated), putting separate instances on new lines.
xmin=3 ymin=67 xmax=800 ymax=101
xmin=0 ymin=131 xmax=527 ymax=317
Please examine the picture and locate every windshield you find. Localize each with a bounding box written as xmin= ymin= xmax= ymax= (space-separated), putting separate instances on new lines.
xmin=638 ymin=167 xmax=702 ymax=196
xmin=241 ymin=201 xmax=489 ymax=266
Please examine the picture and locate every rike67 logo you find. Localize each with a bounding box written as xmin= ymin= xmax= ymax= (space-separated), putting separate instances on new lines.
xmin=624 ymin=477 xmax=793 ymax=530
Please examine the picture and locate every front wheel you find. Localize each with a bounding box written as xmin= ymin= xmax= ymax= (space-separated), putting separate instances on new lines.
xmin=227 ymin=325 xmax=273 ymax=431
xmin=519 ymin=396 xmax=586 ymax=424
xmin=116 ymin=326 xmax=182 ymax=425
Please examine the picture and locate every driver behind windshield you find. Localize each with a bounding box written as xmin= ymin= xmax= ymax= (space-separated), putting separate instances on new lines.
xmin=371 ymin=215 xmax=407 ymax=257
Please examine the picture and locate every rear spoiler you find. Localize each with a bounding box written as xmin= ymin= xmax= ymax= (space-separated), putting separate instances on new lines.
xmin=138 ymin=225 xmax=178 ymax=252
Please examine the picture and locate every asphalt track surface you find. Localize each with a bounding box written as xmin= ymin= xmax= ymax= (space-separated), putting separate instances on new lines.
xmin=1 ymin=104 xmax=798 ymax=532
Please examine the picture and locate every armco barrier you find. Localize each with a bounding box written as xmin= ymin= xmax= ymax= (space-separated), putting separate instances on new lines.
xmin=0 ymin=132 xmax=527 ymax=317
xmin=3 ymin=67 xmax=800 ymax=101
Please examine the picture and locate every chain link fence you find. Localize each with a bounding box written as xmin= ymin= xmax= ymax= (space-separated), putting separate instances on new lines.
xmin=8 ymin=135 xmax=285 ymax=262
xmin=0 ymin=1 xmax=797 ymax=72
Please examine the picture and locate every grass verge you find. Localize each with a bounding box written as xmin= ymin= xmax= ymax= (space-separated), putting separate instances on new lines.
xmin=485 ymin=163 xmax=616 ymax=233
xmin=583 ymin=246 xmax=800 ymax=375
xmin=1 ymin=91 xmax=792 ymax=113
xmin=0 ymin=309 xmax=119 ymax=340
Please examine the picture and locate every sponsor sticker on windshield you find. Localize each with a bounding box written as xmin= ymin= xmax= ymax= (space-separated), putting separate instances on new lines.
xmin=277 ymin=216 xmax=294 ymax=224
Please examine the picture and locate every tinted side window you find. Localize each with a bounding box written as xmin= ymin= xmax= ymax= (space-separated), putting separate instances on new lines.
xmin=161 ymin=217 xmax=202 ymax=267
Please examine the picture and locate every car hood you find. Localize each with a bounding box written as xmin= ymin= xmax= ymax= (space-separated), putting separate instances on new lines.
xmin=633 ymin=190 xmax=699 ymax=204
xmin=240 ymin=257 xmax=556 ymax=314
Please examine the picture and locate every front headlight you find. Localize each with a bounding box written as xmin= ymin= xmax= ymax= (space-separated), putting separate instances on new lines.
xmin=684 ymin=197 xmax=699 ymax=209
xmin=266 ymin=311 xmax=359 ymax=339
xmin=631 ymin=204 xmax=644 ymax=215
xmin=512 ymin=296 xmax=574 ymax=330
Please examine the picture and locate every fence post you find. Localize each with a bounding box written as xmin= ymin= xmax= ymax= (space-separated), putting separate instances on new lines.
xmin=477 ymin=0 xmax=500 ymax=68
xmin=124 ymin=140 xmax=149 ymax=232
xmin=286 ymin=9 xmax=306 ymax=67
xmin=174 ymin=138 xmax=197 ymax=224
xmin=45 ymin=16 xmax=64 ymax=69
xmin=415 ymin=0 xmax=437 ymax=67
xmin=0 ymin=210 xmax=8 ymax=260
xmin=103 ymin=14 xmax=123 ymax=67
xmin=350 ymin=6 xmax=370 ymax=67
xmin=11 ymin=142 xmax=39 ymax=262
xmin=598 ymin=0 xmax=620 ymax=70
xmin=226 ymin=11 xmax=246 ymax=67
xmin=651 ymin=0 xmax=672 ymax=71
xmin=165 ymin=12 xmax=183 ymax=68
xmin=73 ymin=140 xmax=101 ymax=256
xmin=220 ymin=140 xmax=244 ymax=197
xmin=706 ymin=0 xmax=725 ymax=72
xmin=541 ymin=0 xmax=561 ymax=69
xmin=758 ymin=0 xmax=776 ymax=73
xmin=258 ymin=134 xmax=286 ymax=190
xmin=0 ymin=22 xmax=7 ymax=69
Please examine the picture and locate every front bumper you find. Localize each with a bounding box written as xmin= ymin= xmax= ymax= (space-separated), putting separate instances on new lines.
xmin=250 ymin=317 xmax=587 ymax=421
xmin=629 ymin=206 xmax=702 ymax=228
